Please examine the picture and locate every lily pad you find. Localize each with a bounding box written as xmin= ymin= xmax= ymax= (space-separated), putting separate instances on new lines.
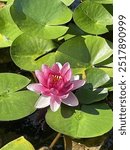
xmin=0 ymin=34 xmax=11 ymax=48
xmin=73 ymin=1 xmax=113 ymax=35
xmin=76 ymin=85 xmax=108 ymax=104
xmin=85 ymin=35 xmax=112 ymax=65
xmin=86 ymin=68 xmax=110 ymax=88
xmin=56 ymin=36 xmax=90 ymax=69
xmin=0 ymin=137 xmax=35 ymax=150
xmin=100 ymin=67 xmax=113 ymax=91
xmin=95 ymin=56 xmax=113 ymax=67
xmin=82 ymin=0 xmax=113 ymax=4
xmin=10 ymin=0 xmax=72 ymax=39
xmin=0 ymin=73 xmax=39 ymax=121
xmin=10 ymin=34 xmax=56 ymax=71
xmin=46 ymin=103 xmax=113 ymax=138
xmin=61 ymin=0 xmax=74 ymax=6
xmin=64 ymin=23 xmax=86 ymax=40
xmin=0 ymin=3 xmax=22 ymax=48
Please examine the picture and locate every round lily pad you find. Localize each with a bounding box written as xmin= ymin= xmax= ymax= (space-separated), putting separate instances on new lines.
xmin=10 ymin=0 xmax=72 ymax=39
xmin=46 ymin=103 xmax=113 ymax=138
xmin=61 ymin=0 xmax=74 ymax=6
xmin=0 ymin=73 xmax=39 ymax=121
xmin=76 ymin=86 xmax=108 ymax=104
xmin=56 ymin=36 xmax=90 ymax=69
xmin=73 ymin=1 xmax=113 ymax=35
xmin=1 ymin=137 xmax=35 ymax=150
xmin=82 ymin=0 xmax=113 ymax=4
xmin=85 ymin=35 xmax=113 ymax=65
xmin=0 ymin=3 xmax=22 ymax=48
xmin=10 ymin=33 xmax=56 ymax=71
xmin=86 ymin=68 xmax=110 ymax=88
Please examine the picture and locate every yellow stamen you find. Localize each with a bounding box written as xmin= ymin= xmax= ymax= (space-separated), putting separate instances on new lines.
xmin=52 ymin=75 xmax=61 ymax=83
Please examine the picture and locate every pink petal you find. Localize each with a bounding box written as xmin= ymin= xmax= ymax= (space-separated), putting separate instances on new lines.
xmin=60 ymin=93 xmax=69 ymax=99
xmin=35 ymin=95 xmax=50 ymax=108
xmin=50 ymin=96 xmax=61 ymax=112
xmin=63 ymin=69 xmax=72 ymax=82
xmin=27 ymin=83 xmax=44 ymax=93
xmin=62 ymin=92 xmax=79 ymax=106
xmin=35 ymin=70 xmax=46 ymax=85
xmin=42 ymin=64 xmax=51 ymax=78
xmin=27 ymin=83 xmax=50 ymax=95
xmin=51 ymin=63 xmax=60 ymax=73
xmin=71 ymin=80 xmax=86 ymax=91
xmin=61 ymin=62 xmax=70 ymax=76
xmin=59 ymin=82 xmax=73 ymax=95
xmin=71 ymin=75 xmax=80 ymax=81
xmin=56 ymin=62 xmax=62 ymax=70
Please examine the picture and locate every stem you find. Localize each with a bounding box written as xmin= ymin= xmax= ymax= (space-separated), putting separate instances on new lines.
xmin=31 ymin=71 xmax=38 ymax=82
xmin=64 ymin=135 xmax=72 ymax=150
xmin=49 ymin=133 xmax=61 ymax=149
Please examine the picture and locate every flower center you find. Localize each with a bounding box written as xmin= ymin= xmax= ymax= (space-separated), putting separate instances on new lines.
xmin=51 ymin=75 xmax=61 ymax=83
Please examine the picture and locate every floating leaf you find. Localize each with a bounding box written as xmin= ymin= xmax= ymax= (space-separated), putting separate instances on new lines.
xmin=0 ymin=34 xmax=11 ymax=48
xmin=10 ymin=0 xmax=72 ymax=39
xmin=76 ymin=85 xmax=108 ymax=104
xmin=73 ymin=1 xmax=112 ymax=34
xmin=82 ymin=0 xmax=113 ymax=4
xmin=0 ymin=73 xmax=39 ymax=121
xmin=0 ymin=3 xmax=22 ymax=48
xmin=0 ymin=137 xmax=35 ymax=150
xmin=10 ymin=34 xmax=56 ymax=71
xmin=86 ymin=68 xmax=110 ymax=88
xmin=56 ymin=36 xmax=90 ymax=70
xmin=46 ymin=103 xmax=113 ymax=138
xmin=60 ymin=0 xmax=74 ymax=6
xmin=95 ymin=56 xmax=113 ymax=67
xmin=64 ymin=23 xmax=86 ymax=40
xmin=85 ymin=35 xmax=112 ymax=65
xmin=100 ymin=67 xmax=113 ymax=91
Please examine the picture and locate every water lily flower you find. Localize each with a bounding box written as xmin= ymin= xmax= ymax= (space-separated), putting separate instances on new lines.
xmin=27 ymin=62 xmax=85 ymax=112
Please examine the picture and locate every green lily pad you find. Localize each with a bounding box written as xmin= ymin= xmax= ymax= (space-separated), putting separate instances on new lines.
xmin=0 ymin=137 xmax=35 ymax=150
xmin=86 ymin=68 xmax=110 ymax=88
xmin=76 ymin=85 xmax=108 ymax=104
xmin=85 ymin=35 xmax=112 ymax=65
xmin=10 ymin=0 xmax=72 ymax=39
xmin=0 ymin=34 xmax=11 ymax=48
xmin=0 ymin=3 xmax=22 ymax=48
xmin=63 ymin=23 xmax=86 ymax=40
xmin=73 ymin=1 xmax=113 ymax=35
xmin=96 ymin=56 xmax=113 ymax=67
xmin=82 ymin=0 xmax=113 ymax=4
xmin=10 ymin=34 xmax=56 ymax=71
xmin=46 ymin=103 xmax=113 ymax=138
xmin=56 ymin=36 xmax=90 ymax=69
xmin=100 ymin=67 xmax=113 ymax=91
xmin=61 ymin=0 xmax=74 ymax=6
xmin=0 ymin=73 xmax=39 ymax=121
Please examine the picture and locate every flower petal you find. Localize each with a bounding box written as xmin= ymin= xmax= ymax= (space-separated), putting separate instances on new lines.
xmin=35 ymin=70 xmax=46 ymax=85
xmin=63 ymin=69 xmax=72 ymax=82
xmin=61 ymin=62 xmax=70 ymax=76
xmin=50 ymin=96 xmax=61 ymax=112
xmin=71 ymin=75 xmax=80 ymax=81
xmin=27 ymin=83 xmax=43 ymax=93
xmin=35 ymin=95 xmax=50 ymax=108
xmin=72 ymin=80 xmax=86 ymax=90
xmin=62 ymin=92 xmax=79 ymax=106
xmin=42 ymin=64 xmax=51 ymax=78
xmin=60 ymin=82 xmax=73 ymax=95
xmin=51 ymin=63 xmax=60 ymax=73
xmin=56 ymin=62 xmax=62 ymax=70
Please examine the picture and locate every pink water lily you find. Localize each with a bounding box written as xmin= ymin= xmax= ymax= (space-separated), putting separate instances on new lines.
xmin=27 ymin=62 xmax=85 ymax=112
